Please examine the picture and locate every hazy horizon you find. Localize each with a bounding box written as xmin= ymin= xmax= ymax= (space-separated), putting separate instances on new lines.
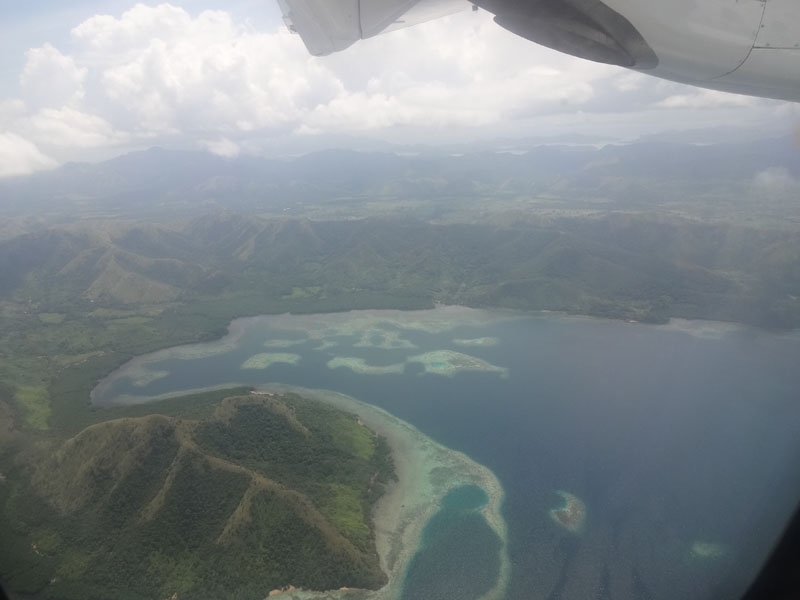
xmin=1 ymin=1 xmax=798 ymax=178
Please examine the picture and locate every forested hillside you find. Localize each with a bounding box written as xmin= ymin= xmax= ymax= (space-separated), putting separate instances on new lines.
xmin=1 ymin=138 xmax=798 ymax=599
xmin=1 ymin=211 xmax=797 ymax=447
xmin=1 ymin=214 xmax=798 ymax=332
xmin=0 ymin=391 xmax=394 ymax=599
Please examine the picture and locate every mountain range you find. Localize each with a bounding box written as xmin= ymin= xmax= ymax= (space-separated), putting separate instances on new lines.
xmin=1 ymin=136 xmax=797 ymax=223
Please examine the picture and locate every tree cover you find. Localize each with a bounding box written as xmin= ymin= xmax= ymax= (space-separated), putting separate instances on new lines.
xmin=0 ymin=212 xmax=798 ymax=439
xmin=0 ymin=187 xmax=798 ymax=597
xmin=0 ymin=392 xmax=395 ymax=600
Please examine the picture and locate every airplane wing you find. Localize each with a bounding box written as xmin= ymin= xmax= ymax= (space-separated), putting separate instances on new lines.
xmin=278 ymin=0 xmax=800 ymax=102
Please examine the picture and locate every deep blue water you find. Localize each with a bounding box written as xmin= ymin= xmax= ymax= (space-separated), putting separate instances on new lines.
xmin=94 ymin=311 xmax=800 ymax=600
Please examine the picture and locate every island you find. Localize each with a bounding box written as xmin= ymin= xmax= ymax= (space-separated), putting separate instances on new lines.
xmin=241 ymin=352 xmax=301 ymax=369
xmin=407 ymin=350 xmax=508 ymax=378
xmin=354 ymin=328 xmax=416 ymax=350
xmin=327 ymin=357 xmax=406 ymax=375
xmin=452 ymin=337 xmax=499 ymax=347
xmin=549 ymin=490 xmax=587 ymax=533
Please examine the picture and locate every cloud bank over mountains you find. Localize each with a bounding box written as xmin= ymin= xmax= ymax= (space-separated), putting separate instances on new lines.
xmin=0 ymin=2 xmax=795 ymax=176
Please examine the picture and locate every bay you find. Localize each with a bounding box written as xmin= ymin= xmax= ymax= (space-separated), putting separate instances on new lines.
xmin=92 ymin=308 xmax=800 ymax=600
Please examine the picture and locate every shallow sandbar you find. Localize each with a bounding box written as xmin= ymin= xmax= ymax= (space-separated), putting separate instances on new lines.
xmin=240 ymin=353 xmax=301 ymax=369
xmin=549 ymin=490 xmax=586 ymax=534
xmin=327 ymin=357 xmax=405 ymax=375
xmin=263 ymin=338 xmax=308 ymax=348
xmin=452 ymin=337 xmax=499 ymax=347
xmin=407 ymin=350 xmax=508 ymax=378
xmin=129 ymin=368 xmax=170 ymax=387
xmin=354 ymin=328 xmax=416 ymax=350
xmin=260 ymin=384 xmax=511 ymax=600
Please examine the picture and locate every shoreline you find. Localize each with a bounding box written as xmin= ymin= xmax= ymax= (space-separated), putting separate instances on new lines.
xmin=82 ymin=306 xmax=792 ymax=598
xmin=258 ymin=384 xmax=510 ymax=600
xmin=95 ymin=380 xmax=512 ymax=600
xmin=90 ymin=305 xmax=762 ymax=407
xmin=88 ymin=317 xmax=253 ymax=405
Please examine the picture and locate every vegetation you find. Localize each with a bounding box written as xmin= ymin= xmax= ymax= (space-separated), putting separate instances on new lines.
xmin=0 ymin=140 xmax=798 ymax=598
xmin=0 ymin=392 xmax=394 ymax=599
xmin=13 ymin=385 xmax=50 ymax=430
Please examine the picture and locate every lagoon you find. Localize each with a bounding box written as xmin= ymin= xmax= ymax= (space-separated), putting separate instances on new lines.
xmin=92 ymin=307 xmax=800 ymax=600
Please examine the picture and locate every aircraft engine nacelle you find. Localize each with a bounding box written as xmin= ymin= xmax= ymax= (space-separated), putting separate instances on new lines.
xmin=278 ymin=0 xmax=800 ymax=103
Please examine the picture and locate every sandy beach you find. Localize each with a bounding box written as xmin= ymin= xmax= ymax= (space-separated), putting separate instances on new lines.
xmin=259 ymin=384 xmax=510 ymax=600
xmin=94 ymin=378 xmax=511 ymax=598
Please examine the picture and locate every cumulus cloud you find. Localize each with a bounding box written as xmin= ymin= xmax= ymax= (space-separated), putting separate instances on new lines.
xmin=71 ymin=3 xmax=196 ymax=57
xmin=0 ymin=133 xmax=58 ymax=177
xmin=0 ymin=1 xmax=794 ymax=176
xmin=312 ymin=14 xmax=614 ymax=129
xmin=70 ymin=5 xmax=343 ymax=135
xmin=20 ymin=44 xmax=87 ymax=109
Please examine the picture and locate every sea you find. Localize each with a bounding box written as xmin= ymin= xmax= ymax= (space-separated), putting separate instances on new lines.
xmin=92 ymin=309 xmax=800 ymax=600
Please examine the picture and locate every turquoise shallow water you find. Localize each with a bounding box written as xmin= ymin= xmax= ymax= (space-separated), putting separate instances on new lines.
xmin=93 ymin=310 xmax=800 ymax=600
xmin=400 ymin=486 xmax=500 ymax=600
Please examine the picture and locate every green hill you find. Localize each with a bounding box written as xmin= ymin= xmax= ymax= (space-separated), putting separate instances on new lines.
xmin=1 ymin=212 xmax=798 ymax=436
xmin=2 ymin=214 xmax=797 ymax=328
xmin=1 ymin=143 xmax=799 ymax=599
xmin=0 ymin=392 xmax=394 ymax=600
xmin=0 ymin=212 xmax=798 ymax=598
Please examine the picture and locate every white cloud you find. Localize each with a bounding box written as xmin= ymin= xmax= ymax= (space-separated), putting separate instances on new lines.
xmin=67 ymin=4 xmax=617 ymax=138
xmin=71 ymin=3 xmax=198 ymax=59
xmin=20 ymin=44 xmax=87 ymax=110
xmin=74 ymin=5 xmax=343 ymax=135
xmin=202 ymin=137 xmax=240 ymax=157
xmin=655 ymin=88 xmax=759 ymax=110
xmin=0 ymin=133 xmax=58 ymax=178
xmin=613 ymin=72 xmax=648 ymax=93
xmin=0 ymin=1 xmax=793 ymax=174
xmin=0 ymin=99 xmax=26 ymax=125
xmin=297 ymin=12 xmax=611 ymax=134
xmin=20 ymin=107 xmax=127 ymax=148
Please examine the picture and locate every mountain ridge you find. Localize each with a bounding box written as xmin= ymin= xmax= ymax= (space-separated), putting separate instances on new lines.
xmin=1 ymin=136 xmax=797 ymax=222
xmin=3 ymin=392 xmax=394 ymax=599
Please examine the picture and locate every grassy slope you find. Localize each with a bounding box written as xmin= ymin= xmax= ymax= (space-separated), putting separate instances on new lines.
xmin=0 ymin=392 xmax=394 ymax=600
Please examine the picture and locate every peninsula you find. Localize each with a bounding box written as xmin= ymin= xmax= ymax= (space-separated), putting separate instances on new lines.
xmin=1 ymin=390 xmax=395 ymax=599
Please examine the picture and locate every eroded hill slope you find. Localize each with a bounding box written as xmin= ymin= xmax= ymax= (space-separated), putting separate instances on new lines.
xmin=0 ymin=392 xmax=394 ymax=600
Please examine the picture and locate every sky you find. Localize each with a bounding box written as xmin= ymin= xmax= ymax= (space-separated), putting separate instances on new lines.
xmin=0 ymin=0 xmax=798 ymax=178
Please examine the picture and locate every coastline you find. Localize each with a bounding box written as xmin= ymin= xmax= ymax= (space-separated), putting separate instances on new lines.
xmin=90 ymin=305 xmax=769 ymax=407
xmin=258 ymin=384 xmax=511 ymax=600
xmin=82 ymin=306 xmax=795 ymax=598
xmin=95 ymin=379 xmax=512 ymax=599
xmin=88 ymin=317 xmax=252 ymax=405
